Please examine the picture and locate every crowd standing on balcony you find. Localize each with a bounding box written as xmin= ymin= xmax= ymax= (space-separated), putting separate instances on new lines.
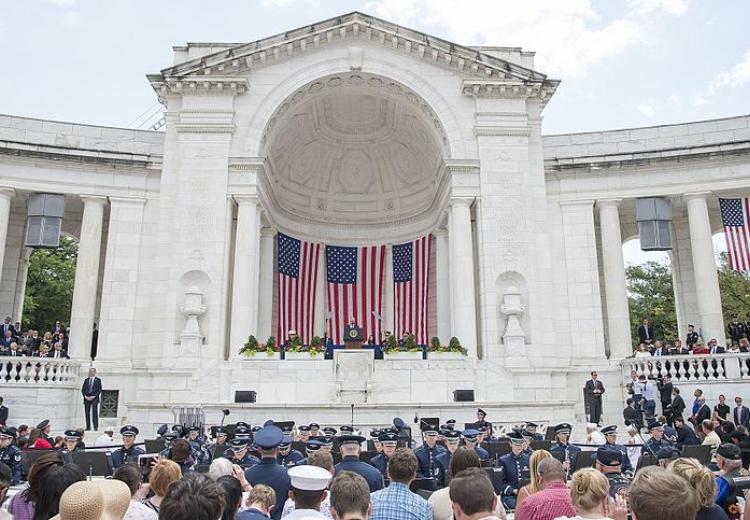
xmin=0 ymin=317 xmax=71 ymax=358
xmin=631 ymin=315 xmax=750 ymax=358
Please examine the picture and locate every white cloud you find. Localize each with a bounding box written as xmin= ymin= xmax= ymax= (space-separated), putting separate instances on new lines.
xmin=666 ymin=94 xmax=681 ymax=105
xmin=40 ymin=0 xmax=77 ymax=5
xmin=693 ymin=48 xmax=750 ymax=105
xmin=261 ymin=0 xmax=319 ymax=6
xmin=637 ymin=102 xmax=656 ymax=117
xmin=362 ymin=0 xmax=687 ymax=78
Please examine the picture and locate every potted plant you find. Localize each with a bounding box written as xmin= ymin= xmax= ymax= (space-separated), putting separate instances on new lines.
xmin=428 ymin=337 xmax=441 ymax=352
xmin=385 ymin=333 xmax=423 ymax=360
xmin=309 ymin=336 xmax=324 ymax=357
xmin=429 ymin=336 xmax=468 ymax=359
xmin=383 ymin=334 xmax=399 ymax=354
xmin=238 ymin=335 xmax=260 ymax=357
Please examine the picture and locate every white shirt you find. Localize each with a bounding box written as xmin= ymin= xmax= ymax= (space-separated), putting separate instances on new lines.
xmin=643 ymin=380 xmax=658 ymax=401
xmin=282 ymin=509 xmax=327 ymax=519
xmin=635 ymin=351 xmax=651 ymax=358
xmin=588 ymin=431 xmax=606 ymax=445
xmin=95 ymin=434 xmax=114 ymax=447
xmin=124 ymin=500 xmax=158 ymax=520
xmin=282 ymin=498 xmax=331 ymax=519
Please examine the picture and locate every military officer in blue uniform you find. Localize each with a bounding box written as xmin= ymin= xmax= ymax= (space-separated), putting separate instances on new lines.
xmin=112 ymin=425 xmax=145 ymax=468
xmin=295 ymin=439 xmax=323 ymax=466
xmin=187 ymin=426 xmax=211 ymax=464
xmin=59 ymin=430 xmax=84 ymax=463
xmin=600 ymin=425 xmax=633 ymax=475
xmin=369 ymin=431 xmax=397 ymax=479
xmin=225 ymin=438 xmax=260 ymax=468
xmin=277 ymin=435 xmax=304 ymax=467
xmin=496 ymin=431 xmax=530 ymax=510
xmin=436 ymin=430 xmax=461 ymax=486
xmin=297 ymin=424 xmax=311 ymax=442
xmin=340 ymin=425 xmax=354 ymax=434
xmin=524 ymin=422 xmax=544 ymax=441
xmin=320 ymin=435 xmax=335 ymax=455
xmin=644 ymin=421 xmax=672 ymax=455
xmin=462 ymin=429 xmax=490 ymax=461
xmin=309 ymin=423 xmax=321 ymax=437
xmin=322 ymin=426 xmax=337 ymax=437
xmin=413 ymin=424 xmax=443 ymax=482
xmin=594 ymin=446 xmax=631 ymax=498
xmin=207 ymin=426 xmax=229 ymax=461
xmin=476 ymin=408 xmax=492 ymax=435
xmin=334 ymin=434 xmax=384 ymax=492
xmin=0 ymin=427 xmax=21 ymax=485
xmin=550 ymin=423 xmax=581 ymax=475
xmin=234 ymin=424 xmax=252 ymax=440
xmin=369 ymin=429 xmax=383 ymax=453
xmin=159 ymin=431 xmax=178 ymax=457
xmin=244 ymin=424 xmax=291 ymax=520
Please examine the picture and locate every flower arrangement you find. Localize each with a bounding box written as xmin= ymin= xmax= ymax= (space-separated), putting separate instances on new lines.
xmin=448 ymin=336 xmax=468 ymax=355
xmin=308 ymin=336 xmax=324 ymax=356
xmin=285 ymin=334 xmax=303 ymax=353
xmin=404 ymin=334 xmax=421 ymax=352
xmin=428 ymin=337 xmax=441 ymax=352
xmin=383 ymin=334 xmax=399 ymax=354
xmin=265 ymin=336 xmax=278 ymax=356
xmin=238 ymin=335 xmax=263 ymax=357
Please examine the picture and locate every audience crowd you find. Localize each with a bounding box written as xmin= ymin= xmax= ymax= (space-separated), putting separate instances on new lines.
xmin=0 ymin=317 xmax=71 ymax=359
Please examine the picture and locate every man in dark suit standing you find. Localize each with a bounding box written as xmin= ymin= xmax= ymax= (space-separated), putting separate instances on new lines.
xmin=81 ymin=367 xmax=102 ymax=431
xmin=638 ymin=318 xmax=655 ymax=345
xmin=0 ymin=397 xmax=8 ymax=426
xmin=657 ymin=375 xmax=673 ymax=416
xmin=734 ymin=396 xmax=750 ymax=428
xmin=671 ymin=388 xmax=686 ymax=422
xmin=0 ymin=318 xmax=16 ymax=340
xmin=728 ymin=317 xmax=745 ymax=345
xmin=652 ymin=341 xmax=667 ymax=356
xmin=686 ymin=324 xmax=700 ymax=350
xmin=584 ymin=371 xmax=605 ymax=424
xmin=708 ymin=338 xmax=726 ymax=354
xmin=692 ymin=396 xmax=711 ymax=429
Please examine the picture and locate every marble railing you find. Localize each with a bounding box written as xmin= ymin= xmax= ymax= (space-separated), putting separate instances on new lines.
xmin=0 ymin=358 xmax=81 ymax=387
xmin=622 ymin=353 xmax=750 ymax=382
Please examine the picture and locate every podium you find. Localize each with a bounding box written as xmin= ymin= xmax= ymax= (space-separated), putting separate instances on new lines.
xmin=343 ymin=325 xmax=363 ymax=349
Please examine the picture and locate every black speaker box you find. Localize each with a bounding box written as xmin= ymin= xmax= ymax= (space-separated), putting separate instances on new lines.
xmin=453 ymin=389 xmax=475 ymax=402
xmin=234 ymin=390 xmax=257 ymax=403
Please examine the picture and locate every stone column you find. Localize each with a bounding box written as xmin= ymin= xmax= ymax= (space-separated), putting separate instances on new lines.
xmin=449 ymin=199 xmax=478 ymax=356
xmin=685 ymin=192 xmax=724 ymax=342
xmin=383 ymin=244 xmax=394 ymax=336
xmin=434 ymin=228 xmax=451 ymax=343
xmin=257 ymin=228 xmax=275 ymax=342
xmin=598 ymin=199 xmax=632 ymax=359
xmin=0 ymin=189 xmax=15 ymax=289
xmin=314 ymin=247 xmax=326 ymax=339
xmin=229 ymin=196 xmax=260 ymax=351
xmin=13 ymin=248 xmax=31 ymax=323
xmin=69 ymin=195 xmax=107 ymax=357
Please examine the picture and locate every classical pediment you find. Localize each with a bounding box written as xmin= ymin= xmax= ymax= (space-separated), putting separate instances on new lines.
xmin=148 ymin=11 xmax=559 ymax=104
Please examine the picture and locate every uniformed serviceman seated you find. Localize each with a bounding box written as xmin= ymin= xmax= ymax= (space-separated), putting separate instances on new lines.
xmin=59 ymin=429 xmax=84 ymax=463
xmin=413 ymin=424 xmax=443 ymax=482
xmin=462 ymin=429 xmax=489 ymax=461
xmin=309 ymin=423 xmax=321 ymax=437
xmin=225 ymin=438 xmax=260 ymax=469
xmin=476 ymin=408 xmax=492 ymax=435
xmin=339 ymin=425 xmax=354 ymax=435
xmin=278 ymin=435 xmax=304 ymax=468
xmin=436 ymin=430 xmax=461 ymax=486
xmin=319 ymin=435 xmax=335 ymax=455
xmin=322 ymin=427 xmax=337 ymax=437
xmin=550 ymin=423 xmax=581 ymax=475
xmin=297 ymin=425 xmax=311 ymax=442
xmin=496 ymin=430 xmax=530 ymax=510
xmin=594 ymin=446 xmax=630 ymax=498
xmin=369 ymin=431 xmax=397 ymax=479
xmin=369 ymin=429 xmax=382 ymax=452
xmin=112 ymin=425 xmax=145 ymax=468
xmin=334 ymin=434 xmax=384 ymax=492
xmin=523 ymin=422 xmax=544 ymax=441
xmin=0 ymin=426 xmax=21 ymax=485
xmin=645 ymin=420 xmax=672 ymax=454
xmin=297 ymin=439 xmax=323 ymax=466
xmin=207 ymin=426 xmax=229 ymax=461
xmin=600 ymin=425 xmax=633 ymax=475
xmin=655 ymin=446 xmax=679 ymax=468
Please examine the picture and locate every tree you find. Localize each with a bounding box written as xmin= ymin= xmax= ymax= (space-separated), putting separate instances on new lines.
xmin=626 ymin=261 xmax=677 ymax=344
xmin=22 ymin=236 xmax=78 ymax=330
xmin=717 ymin=252 xmax=750 ymax=322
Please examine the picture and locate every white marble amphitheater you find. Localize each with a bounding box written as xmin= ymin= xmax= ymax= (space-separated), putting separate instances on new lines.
xmin=1 ymin=12 xmax=749 ymax=436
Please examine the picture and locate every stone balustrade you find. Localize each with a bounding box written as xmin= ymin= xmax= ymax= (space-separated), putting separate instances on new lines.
xmin=622 ymin=353 xmax=750 ymax=382
xmin=0 ymin=358 xmax=81 ymax=388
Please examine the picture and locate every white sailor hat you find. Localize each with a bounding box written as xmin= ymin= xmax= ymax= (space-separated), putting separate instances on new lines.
xmin=288 ymin=465 xmax=331 ymax=491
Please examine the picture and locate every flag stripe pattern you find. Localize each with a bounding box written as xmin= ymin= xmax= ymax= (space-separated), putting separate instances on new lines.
xmin=720 ymin=198 xmax=750 ymax=271
xmin=393 ymin=235 xmax=432 ymax=345
xmin=277 ymin=233 xmax=321 ymax=345
xmin=326 ymin=244 xmax=385 ymax=344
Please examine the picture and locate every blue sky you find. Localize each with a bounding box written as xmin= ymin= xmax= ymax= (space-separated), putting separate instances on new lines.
xmin=0 ymin=0 xmax=748 ymax=134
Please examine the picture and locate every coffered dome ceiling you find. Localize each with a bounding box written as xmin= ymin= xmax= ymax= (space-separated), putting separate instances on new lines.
xmin=263 ymin=73 xmax=448 ymax=226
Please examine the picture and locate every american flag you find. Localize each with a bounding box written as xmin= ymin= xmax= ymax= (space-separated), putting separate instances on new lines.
xmin=276 ymin=233 xmax=321 ymax=345
xmin=326 ymin=244 xmax=385 ymax=344
xmin=720 ymin=198 xmax=750 ymax=271
xmin=393 ymin=236 xmax=432 ymax=345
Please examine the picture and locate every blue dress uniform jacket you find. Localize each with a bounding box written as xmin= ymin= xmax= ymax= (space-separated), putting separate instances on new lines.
xmin=244 ymin=458 xmax=291 ymax=520
xmin=496 ymin=451 xmax=530 ymax=510
xmin=368 ymin=453 xmax=389 ymax=478
xmin=644 ymin=437 xmax=672 ymax=455
xmin=605 ymin=442 xmax=633 ymax=474
xmin=237 ymin=508 xmax=273 ymax=520
xmin=550 ymin=442 xmax=582 ymax=471
xmin=59 ymin=446 xmax=84 ymax=464
xmin=413 ymin=444 xmax=443 ymax=481
xmin=277 ymin=449 xmax=304 ymax=467
xmin=435 ymin=451 xmax=452 ymax=487
xmin=474 ymin=445 xmax=490 ymax=461
xmin=0 ymin=445 xmax=21 ymax=484
xmin=334 ymin=455 xmax=385 ymax=492
xmin=225 ymin=451 xmax=261 ymax=469
xmin=112 ymin=445 xmax=145 ymax=468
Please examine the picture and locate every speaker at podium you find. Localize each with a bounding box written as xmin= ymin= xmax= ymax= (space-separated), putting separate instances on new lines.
xmin=344 ymin=322 xmax=363 ymax=349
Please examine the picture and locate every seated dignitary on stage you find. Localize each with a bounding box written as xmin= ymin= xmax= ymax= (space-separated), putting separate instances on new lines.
xmin=0 ymin=427 xmax=21 ymax=485
xmin=112 ymin=425 xmax=145 ymax=468
xmin=244 ymin=423 xmax=291 ymax=520
xmin=496 ymin=430 xmax=530 ymax=510
xmin=278 ymin=435 xmax=305 ymax=468
xmin=334 ymin=434 xmax=384 ymax=492
xmin=461 ymin=429 xmax=489 ymax=461
xmin=549 ymin=423 xmax=581 ymax=474
xmin=369 ymin=431 xmax=397 ymax=479
xmin=283 ymin=465 xmax=333 ymax=520
xmin=225 ymin=438 xmax=261 ymax=469
xmin=600 ymin=425 xmax=633 ymax=475
xmin=436 ymin=430 xmax=461 ymax=486
xmin=594 ymin=446 xmax=630 ymax=498
xmin=414 ymin=424 xmax=444 ymax=482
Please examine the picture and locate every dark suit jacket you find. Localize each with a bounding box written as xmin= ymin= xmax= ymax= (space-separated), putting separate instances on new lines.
xmin=0 ymin=406 xmax=8 ymax=425
xmin=657 ymin=381 xmax=673 ymax=404
xmin=734 ymin=406 xmax=750 ymax=427
xmin=695 ymin=404 xmax=711 ymax=424
xmin=709 ymin=346 xmax=726 ymax=354
xmin=81 ymin=377 xmax=102 ymax=402
xmin=0 ymin=324 xmax=16 ymax=338
xmin=638 ymin=325 xmax=655 ymax=342
xmin=584 ymin=379 xmax=605 ymax=397
xmin=0 ymin=338 xmax=13 ymax=349
xmin=49 ymin=351 xmax=69 ymax=359
xmin=672 ymin=395 xmax=686 ymax=417
xmin=652 ymin=347 xmax=668 ymax=356
xmin=623 ymin=406 xmax=639 ymax=425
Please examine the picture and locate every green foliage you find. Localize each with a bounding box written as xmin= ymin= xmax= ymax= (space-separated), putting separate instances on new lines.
xmin=286 ymin=335 xmax=303 ymax=352
xmin=717 ymin=252 xmax=750 ymax=323
xmin=626 ymin=261 xmax=677 ymax=344
xmin=404 ymin=334 xmax=420 ymax=352
xmin=384 ymin=334 xmax=399 ymax=352
xmin=428 ymin=336 xmax=441 ymax=351
xmin=239 ymin=335 xmax=260 ymax=356
xmin=266 ymin=336 xmax=276 ymax=350
xmin=22 ymin=236 xmax=78 ymax=330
